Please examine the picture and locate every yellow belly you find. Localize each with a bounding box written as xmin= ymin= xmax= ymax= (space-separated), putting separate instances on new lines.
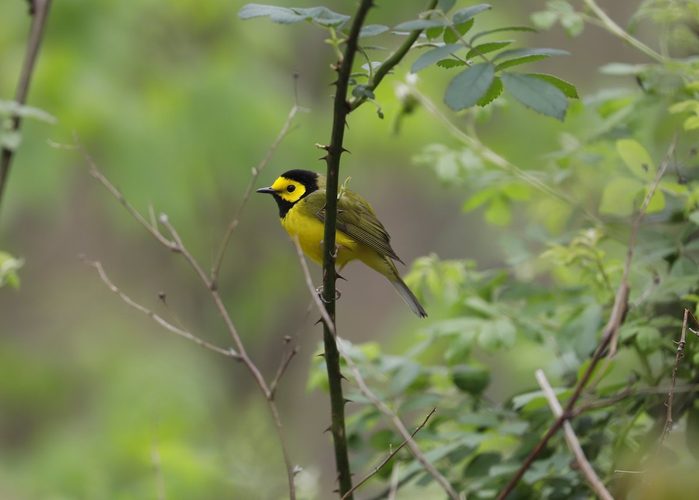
xmin=281 ymin=204 xmax=358 ymax=267
xmin=281 ymin=204 xmax=399 ymax=281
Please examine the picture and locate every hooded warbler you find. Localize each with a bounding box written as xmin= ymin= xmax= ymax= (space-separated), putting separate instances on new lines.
xmin=257 ymin=169 xmax=427 ymax=318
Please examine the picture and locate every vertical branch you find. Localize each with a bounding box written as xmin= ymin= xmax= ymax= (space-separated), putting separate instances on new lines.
xmin=320 ymin=1 xmax=374 ymax=497
xmin=0 ymin=0 xmax=53 ymax=216
xmin=659 ymin=308 xmax=691 ymax=443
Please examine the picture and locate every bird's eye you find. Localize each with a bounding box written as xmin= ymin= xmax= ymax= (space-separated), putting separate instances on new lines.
xmin=286 ymin=185 xmax=296 ymax=193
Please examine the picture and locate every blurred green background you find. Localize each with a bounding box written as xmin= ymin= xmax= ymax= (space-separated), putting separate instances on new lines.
xmin=0 ymin=1 xmax=651 ymax=498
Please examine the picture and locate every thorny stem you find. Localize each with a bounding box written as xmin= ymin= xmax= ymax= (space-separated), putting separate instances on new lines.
xmin=321 ymin=2 xmax=374 ymax=497
xmin=0 ymin=0 xmax=53 ymax=218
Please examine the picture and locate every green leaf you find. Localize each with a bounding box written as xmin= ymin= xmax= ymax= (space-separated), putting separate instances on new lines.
xmin=411 ymin=44 xmax=462 ymax=73
xmin=359 ymin=24 xmax=388 ymax=38
xmin=444 ymin=63 xmax=495 ymax=111
xmin=644 ymin=185 xmax=665 ymax=213
xmin=438 ymin=0 xmax=457 ymax=13
xmin=477 ymin=76 xmax=503 ymax=106
xmin=437 ymin=59 xmax=467 ymax=69
xmin=470 ymin=25 xmax=537 ymax=44
xmin=451 ymin=364 xmax=491 ymax=394
xmin=501 ymin=72 xmax=568 ymax=120
xmin=466 ymin=40 xmax=513 ymax=59
xmin=616 ymin=139 xmax=655 ymax=180
xmin=527 ymin=73 xmax=578 ymax=98
xmin=238 ymin=4 xmax=350 ymax=27
xmin=452 ymin=4 xmax=492 ymax=24
xmin=443 ymin=19 xmax=474 ymax=43
xmin=598 ymin=177 xmax=643 ymax=216
xmin=0 ymin=251 xmax=23 ymax=289
xmin=394 ymin=19 xmax=446 ymax=31
xmin=531 ymin=10 xmax=559 ymax=30
xmin=494 ymin=48 xmax=569 ymax=71
xmin=484 ymin=196 xmax=511 ymax=226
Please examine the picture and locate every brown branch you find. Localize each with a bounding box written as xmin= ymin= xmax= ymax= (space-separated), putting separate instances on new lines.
xmin=341 ymin=408 xmax=437 ymax=500
xmin=497 ymin=137 xmax=676 ymax=500
xmin=659 ymin=308 xmax=696 ymax=443
xmin=269 ymin=344 xmax=299 ymax=400
xmin=210 ymin=96 xmax=303 ymax=288
xmin=0 ymin=0 xmax=53 ymax=216
xmin=85 ymin=154 xmax=298 ymax=500
xmin=85 ymin=259 xmax=238 ymax=358
xmin=536 ymin=370 xmax=613 ymax=500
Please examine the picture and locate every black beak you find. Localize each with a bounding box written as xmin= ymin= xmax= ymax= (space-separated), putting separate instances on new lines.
xmin=256 ymin=187 xmax=276 ymax=194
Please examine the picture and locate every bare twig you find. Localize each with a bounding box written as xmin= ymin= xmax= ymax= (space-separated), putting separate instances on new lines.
xmin=269 ymin=344 xmax=299 ymax=400
xmin=151 ymin=435 xmax=167 ymax=500
xmin=292 ymin=236 xmax=459 ymax=500
xmin=84 ymin=259 xmax=238 ymax=358
xmin=85 ymin=155 xmax=298 ymax=500
xmin=582 ymin=0 xmax=666 ymax=63
xmin=659 ymin=308 xmax=694 ymax=443
xmin=497 ymin=139 xmax=676 ymax=500
xmin=211 ymin=96 xmax=304 ymax=288
xmin=341 ymin=408 xmax=437 ymax=500
xmin=536 ymin=369 xmax=613 ymax=500
xmin=0 ymin=0 xmax=53 ymax=215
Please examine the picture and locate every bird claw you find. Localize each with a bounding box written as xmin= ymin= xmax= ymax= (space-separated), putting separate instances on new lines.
xmin=315 ymin=285 xmax=341 ymax=303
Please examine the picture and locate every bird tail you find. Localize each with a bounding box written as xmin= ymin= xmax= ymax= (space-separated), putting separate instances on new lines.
xmin=390 ymin=276 xmax=428 ymax=318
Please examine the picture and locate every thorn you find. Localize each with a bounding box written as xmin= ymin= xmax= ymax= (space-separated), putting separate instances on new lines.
xmin=341 ymin=147 xmax=351 ymax=154
xmin=209 ymin=280 xmax=218 ymax=292
xmin=157 ymin=291 xmax=167 ymax=302
xmin=336 ymin=272 xmax=347 ymax=281
xmin=315 ymin=143 xmax=330 ymax=151
xmin=283 ymin=335 xmax=292 ymax=343
xmin=316 ymin=351 xmax=326 ymax=358
xmin=314 ymin=317 xmax=323 ymax=326
xmin=340 ymin=373 xmax=349 ymax=381
xmin=344 ymin=398 xmax=353 ymax=405
xmin=318 ymin=155 xmax=328 ymax=161
xmin=324 ymin=425 xmax=332 ymax=434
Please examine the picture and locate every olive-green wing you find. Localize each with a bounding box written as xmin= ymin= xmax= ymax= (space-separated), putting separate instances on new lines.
xmin=305 ymin=189 xmax=403 ymax=263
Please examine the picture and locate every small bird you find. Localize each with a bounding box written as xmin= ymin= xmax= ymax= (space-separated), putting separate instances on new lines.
xmin=256 ymin=169 xmax=427 ymax=317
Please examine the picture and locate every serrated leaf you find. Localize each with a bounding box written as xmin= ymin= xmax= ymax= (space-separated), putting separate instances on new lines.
xmin=477 ymin=76 xmax=503 ymax=106
xmin=453 ymin=4 xmax=492 ymax=24
xmin=444 ymin=18 xmax=474 ymax=43
xmin=360 ymin=24 xmax=388 ymax=38
xmin=437 ymin=59 xmax=466 ymax=69
xmin=466 ymin=40 xmax=512 ymax=59
xmin=438 ymin=0 xmax=457 ymax=13
xmin=444 ymin=63 xmax=495 ymax=111
xmin=599 ymin=63 xmax=649 ymax=75
xmin=527 ymin=73 xmax=578 ymax=98
xmin=238 ymin=4 xmax=349 ymax=27
xmin=470 ymin=25 xmax=537 ymax=44
xmin=501 ymin=72 xmax=568 ymax=120
xmin=394 ymin=19 xmax=446 ymax=31
xmin=494 ymin=48 xmax=569 ymax=71
xmin=616 ymin=139 xmax=655 ymax=180
xmin=411 ymin=44 xmax=462 ymax=73
xmin=598 ymin=177 xmax=644 ymax=216
xmin=239 ymin=4 xmax=306 ymax=23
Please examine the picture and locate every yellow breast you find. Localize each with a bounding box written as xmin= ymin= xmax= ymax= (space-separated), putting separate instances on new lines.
xmin=281 ymin=202 xmax=358 ymax=267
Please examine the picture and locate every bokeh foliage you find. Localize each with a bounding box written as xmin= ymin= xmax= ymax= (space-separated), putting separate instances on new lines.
xmin=2 ymin=0 xmax=699 ymax=499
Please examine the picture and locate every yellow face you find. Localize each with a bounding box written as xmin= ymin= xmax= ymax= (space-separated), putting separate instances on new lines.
xmin=270 ymin=176 xmax=306 ymax=203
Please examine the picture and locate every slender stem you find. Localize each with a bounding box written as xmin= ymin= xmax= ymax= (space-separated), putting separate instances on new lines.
xmin=659 ymin=308 xmax=690 ymax=443
xmin=210 ymin=101 xmax=302 ymax=288
xmin=321 ymin=1 xmax=374 ymax=497
xmin=536 ymin=370 xmax=613 ymax=500
xmin=582 ymin=0 xmax=667 ymax=64
xmin=348 ymin=0 xmax=438 ymax=111
xmin=0 ymin=0 xmax=53 ymax=217
xmin=341 ymin=408 xmax=437 ymax=499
